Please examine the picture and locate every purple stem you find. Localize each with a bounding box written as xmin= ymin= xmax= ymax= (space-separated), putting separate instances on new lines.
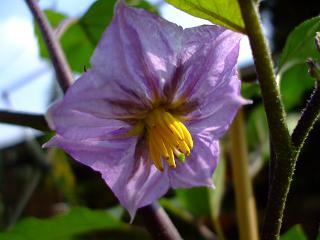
xmin=0 ymin=110 xmax=49 ymax=132
xmin=24 ymin=0 xmax=73 ymax=92
xmin=138 ymin=203 xmax=182 ymax=240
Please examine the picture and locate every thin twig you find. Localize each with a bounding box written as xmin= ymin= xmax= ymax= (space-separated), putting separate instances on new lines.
xmin=0 ymin=110 xmax=50 ymax=132
xmin=229 ymin=109 xmax=259 ymax=240
xmin=138 ymin=202 xmax=182 ymax=240
xmin=160 ymin=198 xmax=217 ymax=240
xmin=24 ymin=0 xmax=73 ymax=92
xmin=7 ymin=134 xmax=49 ymax=228
xmin=54 ymin=18 xmax=77 ymax=39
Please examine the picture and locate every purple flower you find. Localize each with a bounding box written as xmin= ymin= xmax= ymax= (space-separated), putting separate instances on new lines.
xmin=44 ymin=2 xmax=247 ymax=218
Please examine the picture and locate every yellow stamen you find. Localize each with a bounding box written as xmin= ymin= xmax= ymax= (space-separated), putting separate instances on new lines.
xmin=178 ymin=141 xmax=190 ymax=156
xmin=145 ymin=108 xmax=193 ymax=171
xmin=178 ymin=122 xmax=193 ymax=149
xmin=162 ymin=112 xmax=184 ymax=140
xmin=149 ymin=134 xmax=164 ymax=172
xmin=163 ymin=141 xmax=176 ymax=168
xmin=149 ymin=129 xmax=170 ymax=160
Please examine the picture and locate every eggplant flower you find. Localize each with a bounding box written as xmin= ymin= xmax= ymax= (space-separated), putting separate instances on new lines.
xmin=44 ymin=2 xmax=248 ymax=218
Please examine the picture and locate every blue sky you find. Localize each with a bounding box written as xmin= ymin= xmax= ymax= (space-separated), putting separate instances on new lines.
xmin=0 ymin=0 xmax=252 ymax=148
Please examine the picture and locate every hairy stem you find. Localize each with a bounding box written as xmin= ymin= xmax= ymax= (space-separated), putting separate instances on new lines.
xmin=292 ymin=82 xmax=320 ymax=150
xmin=0 ymin=110 xmax=50 ymax=132
xmin=229 ymin=109 xmax=259 ymax=240
xmin=238 ymin=0 xmax=296 ymax=239
xmin=25 ymin=0 xmax=73 ymax=92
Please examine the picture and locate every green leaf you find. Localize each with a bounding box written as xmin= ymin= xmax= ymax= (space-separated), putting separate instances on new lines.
xmin=0 ymin=207 xmax=124 ymax=240
xmin=165 ymin=0 xmax=245 ymax=33
xmin=280 ymin=224 xmax=307 ymax=240
xmin=47 ymin=149 xmax=77 ymax=204
xmin=278 ymin=16 xmax=320 ymax=110
xmin=175 ymin=159 xmax=226 ymax=218
xmin=35 ymin=0 xmax=159 ymax=73
xmin=241 ymin=82 xmax=261 ymax=99
xmin=175 ymin=187 xmax=210 ymax=217
xmin=35 ymin=10 xmax=67 ymax=59
xmin=60 ymin=0 xmax=117 ymax=72
xmin=317 ymin=227 xmax=320 ymax=240
xmin=246 ymin=105 xmax=269 ymax=155
xmin=35 ymin=0 xmax=117 ymax=73
xmin=208 ymin=156 xmax=226 ymax=218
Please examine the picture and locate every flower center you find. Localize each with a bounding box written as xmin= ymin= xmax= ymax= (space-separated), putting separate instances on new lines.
xmin=145 ymin=108 xmax=193 ymax=172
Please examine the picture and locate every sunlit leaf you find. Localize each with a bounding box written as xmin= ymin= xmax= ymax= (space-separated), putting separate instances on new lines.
xmin=280 ymin=224 xmax=307 ymax=240
xmin=35 ymin=11 xmax=67 ymax=59
xmin=165 ymin=0 xmax=245 ymax=33
xmin=278 ymin=16 xmax=320 ymax=110
xmin=35 ymin=0 xmax=159 ymax=73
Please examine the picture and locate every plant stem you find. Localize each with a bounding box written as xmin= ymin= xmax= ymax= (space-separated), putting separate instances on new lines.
xmin=138 ymin=202 xmax=182 ymax=240
xmin=237 ymin=0 xmax=291 ymax=157
xmin=291 ymin=82 xmax=320 ymax=150
xmin=24 ymin=0 xmax=73 ymax=92
xmin=0 ymin=110 xmax=50 ymax=132
xmin=160 ymin=199 xmax=217 ymax=240
xmin=237 ymin=0 xmax=296 ymax=239
xmin=229 ymin=109 xmax=259 ymax=240
xmin=7 ymin=135 xmax=49 ymax=228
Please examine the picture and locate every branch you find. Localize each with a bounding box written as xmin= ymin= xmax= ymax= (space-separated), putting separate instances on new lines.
xmin=291 ymin=82 xmax=320 ymax=149
xmin=24 ymin=0 xmax=73 ymax=92
xmin=137 ymin=203 xmax=182 ymax=240
xmin=0 ymin=110 xmax=50 ymax=132
xmin=229 ymin=109 xmax=259 ymax=240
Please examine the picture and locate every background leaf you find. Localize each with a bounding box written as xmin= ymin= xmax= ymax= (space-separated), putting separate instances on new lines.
xmin=175 ymin=187 xmax=210 ymax=217
xmin=280 ymin=224 xmax=307 ymax=240
xmin=175 ymin=157 xmax=226 ymax=218
xmin=208 ymin=156 xmax=226 ymax=218
xmin=0 ymin=207 xmax=125 ymax=240
xmin=278 ymin=16 xmax=320 ymax=110
xmin=35 ymin=0 xmax=159 ymax=73
xmin=165 ymin=0 xmax=245 ymax=33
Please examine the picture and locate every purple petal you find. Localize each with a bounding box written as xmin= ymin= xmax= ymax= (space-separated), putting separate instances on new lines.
xmin=172 ymin=26 xmax=243 ymax=103
xmin=169 ymin=134 xmax=219 ymax=188
xmin=91 ymin=2 xmax=183 ymax=100
xmin=187 ymin=72 xmax=250 ymax=139
xmin=45 ymin=135 xmax=170 ymax=219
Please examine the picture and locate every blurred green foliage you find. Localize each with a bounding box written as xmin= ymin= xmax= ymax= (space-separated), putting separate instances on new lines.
xmin=278 ymin=16 xmax=320 ymax=110
xmin=280 ymin=224 xmax=307 ymax=240
xmin=0 ymin=207 xmax=131 ymax=240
